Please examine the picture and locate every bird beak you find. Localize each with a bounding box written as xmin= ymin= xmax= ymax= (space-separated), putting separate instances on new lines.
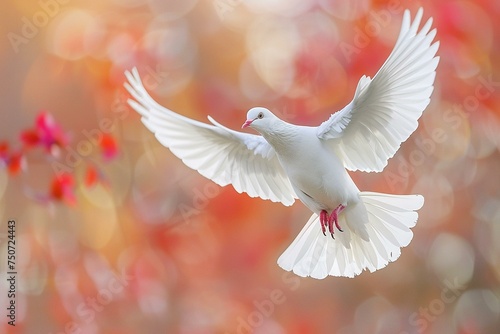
xmin=242 ymin=119 xmax=253 ymax=129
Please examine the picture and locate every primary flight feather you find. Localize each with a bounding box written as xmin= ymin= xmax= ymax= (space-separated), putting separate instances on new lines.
xmin=125 ymin=8 xmax=439 ymax=278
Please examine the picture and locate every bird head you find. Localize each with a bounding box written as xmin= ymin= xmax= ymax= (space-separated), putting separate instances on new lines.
xmin=242 ymin=107 xmax=277 ymax=133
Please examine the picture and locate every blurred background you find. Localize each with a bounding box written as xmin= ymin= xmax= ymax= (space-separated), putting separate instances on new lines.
xmin=1 ymin=0 xmax=500 ymax=333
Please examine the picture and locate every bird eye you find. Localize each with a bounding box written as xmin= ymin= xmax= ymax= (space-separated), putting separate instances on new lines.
xmin=258 ymin=112 xmax=264 ymax=119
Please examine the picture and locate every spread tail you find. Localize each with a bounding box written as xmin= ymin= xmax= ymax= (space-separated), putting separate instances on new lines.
xmin=277 ymin=192 xmax=424 ymax=278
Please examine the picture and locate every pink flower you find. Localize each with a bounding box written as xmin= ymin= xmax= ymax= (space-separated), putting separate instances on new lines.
xmin=21 ymin=111 xmax=70 ymax=155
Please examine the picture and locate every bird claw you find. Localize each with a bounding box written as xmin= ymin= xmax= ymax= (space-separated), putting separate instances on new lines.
xmin=320 ymin=205 xmax=346 ymax=238
xmin=330 ymin=204 xmax=345 ymax=236
xmin=335 ymin=223 xmax=344 ymax=233
xmin=320 ymin=210 xmax=327 ymax=236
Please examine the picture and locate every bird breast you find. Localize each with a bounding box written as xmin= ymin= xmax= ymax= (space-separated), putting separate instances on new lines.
xmin=271 ymin=129 xmax=358 ymax=211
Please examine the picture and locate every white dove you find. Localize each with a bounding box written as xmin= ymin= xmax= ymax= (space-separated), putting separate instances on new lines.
xmin=124 ymin=8 xmax=439 ymax=278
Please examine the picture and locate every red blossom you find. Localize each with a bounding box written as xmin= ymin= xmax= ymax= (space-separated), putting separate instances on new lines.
xmin=20 ymin=129 xmax=40 ymax=147
xmin=21 ymin=111 xmax=70 ymax=154
xmin=84 ymin=165 xmax=99 ymax=188
xmin=50 ymin=174 xmax=76 ymax=205
xmin=100 ymin=133 xmax=118 ymax=160
xmin=3 ymin=111 xmax=120 ymax=205
xmin=7 ymin=152 xmax=26 ymax=175
xmin=0 ymin=142 xmax=26 ymax=175
xmin=0 ymin=142 xmax=8 ymax=161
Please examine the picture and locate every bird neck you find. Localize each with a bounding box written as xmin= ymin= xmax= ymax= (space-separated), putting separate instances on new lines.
xmin=261 ymin=120 xmax=298 ymax=153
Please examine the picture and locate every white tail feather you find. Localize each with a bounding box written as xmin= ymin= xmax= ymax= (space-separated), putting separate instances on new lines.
xmin=277 ymin=192 xmax=424 ymax=278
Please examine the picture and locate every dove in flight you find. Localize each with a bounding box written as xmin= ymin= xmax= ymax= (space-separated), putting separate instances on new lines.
xmin=124 ymin=8 xmax=439 ymax=278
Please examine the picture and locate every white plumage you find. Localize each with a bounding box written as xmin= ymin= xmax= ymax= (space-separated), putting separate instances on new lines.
xmin=125 ymin=8 xmax=439 ymax=278
xmin=317 ymin=8 xmax=439 ymax=173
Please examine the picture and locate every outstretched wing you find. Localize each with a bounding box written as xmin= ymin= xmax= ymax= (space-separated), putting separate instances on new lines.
xmin=317 ymin=8 xmax=439 ymax=172
xmin=125 ymin=68 xmax=296 ymax=206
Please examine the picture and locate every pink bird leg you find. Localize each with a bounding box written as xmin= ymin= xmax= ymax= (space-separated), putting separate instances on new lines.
xmin=320 ymin=210 xmax=328 ymax=236
xmin=320 ymin=205 xmax=345 ymax=238
xmin=329 ymin=204 xmax=345 ymax=237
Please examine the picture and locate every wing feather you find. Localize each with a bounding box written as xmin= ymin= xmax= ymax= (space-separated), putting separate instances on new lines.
xmin=317 ymin=8 xmax=439 ymax=172
xmin=125 ymin=68 xmax=297 ymax=205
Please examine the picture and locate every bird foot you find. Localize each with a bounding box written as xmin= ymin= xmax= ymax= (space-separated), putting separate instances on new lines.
xmin=320 ymin=210 xmax=328 ymax=236
xmin=320 ymin=205 xmax=346 ymax=239
xmin=330 ymin=204 xmax=345 ymax=234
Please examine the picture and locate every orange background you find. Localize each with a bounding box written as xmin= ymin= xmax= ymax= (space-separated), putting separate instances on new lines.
xmin=1 ymin=0 xmax=500 ymax=333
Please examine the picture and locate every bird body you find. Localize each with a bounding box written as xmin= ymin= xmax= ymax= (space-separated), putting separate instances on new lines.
xmin=258 ymin=119 xmax=359 ymax=215
xmin=125 ymin=8 xmax=439 ymax=278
